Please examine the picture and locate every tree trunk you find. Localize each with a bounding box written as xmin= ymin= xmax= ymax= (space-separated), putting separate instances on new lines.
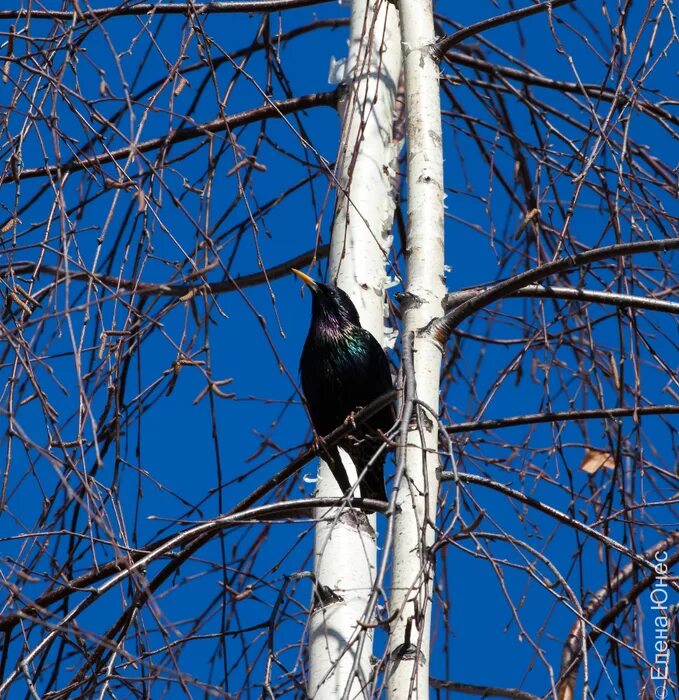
xmin=386 ymin=0 xmax=445 ymax=695
xmin=307 ymin=0 xmax=402 ymax=697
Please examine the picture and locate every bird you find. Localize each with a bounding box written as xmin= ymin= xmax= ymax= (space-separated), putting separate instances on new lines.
xmin=292 ymin=268 xmax=395 ymax=503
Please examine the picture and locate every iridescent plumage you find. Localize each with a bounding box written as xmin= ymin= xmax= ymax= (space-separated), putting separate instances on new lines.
xmin=293 ymin=269 xmax=395 ymax=503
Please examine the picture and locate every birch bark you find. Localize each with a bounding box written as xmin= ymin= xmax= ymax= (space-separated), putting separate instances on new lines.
xmin=307 ymin=0 xmax=401 ymax=697
xmin=386 ymin=0 xmax=445 ymax=696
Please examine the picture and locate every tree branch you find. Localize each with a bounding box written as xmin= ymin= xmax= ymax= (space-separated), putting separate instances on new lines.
xmin=430 ymin=678 xmax=541 ymax=700
xmin=0 ymin=0 xmax=335 ymax=21
xmin=0 ymin=390 xmax=397 ymax=637
xmin=434 ymin=0 xmax=576 ymax=57
xmin=4 ymin=245 xmax=329 ymax=299
xmin=1 ymin=91 xmax=337 ymax=184
xmin=557 ymin=534 xmax=679 ymax=699
xmin=442 ymin=51 xmax=679 ymax=128
xmin=445 ymin=472 xmax=679 ymax=585
xmin=0 ymin=493 xmax=389 ymax=696
xmin=446 ymin=283 xmax=679 ymax=316
xmin=432 ymin=237 xmax=679 ymax=342
xmin=446 ymin=404 xmax=679 ymax=434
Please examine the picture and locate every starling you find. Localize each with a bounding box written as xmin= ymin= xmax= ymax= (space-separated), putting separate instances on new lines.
xmin=292 ymin=268 xmax=395 ymax=503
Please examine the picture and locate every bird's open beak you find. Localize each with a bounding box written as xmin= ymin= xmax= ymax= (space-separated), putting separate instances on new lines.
xmin=291 ymin=268 xmax=318 ymax=292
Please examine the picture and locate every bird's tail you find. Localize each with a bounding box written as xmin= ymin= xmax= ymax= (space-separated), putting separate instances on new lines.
xmin=359 ymin=458 xmax=388 ymax=503
xmin=322 ymin=440 xmax=388 ymax=506
xmin=350 ymin=436 xmax=388 ymax=503
xmin=321 ymin=445 xmax=352 ymax=495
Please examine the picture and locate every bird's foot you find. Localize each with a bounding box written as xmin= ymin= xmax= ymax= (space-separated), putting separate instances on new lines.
xmin=345 ymin=409 xmax=360 ymax=431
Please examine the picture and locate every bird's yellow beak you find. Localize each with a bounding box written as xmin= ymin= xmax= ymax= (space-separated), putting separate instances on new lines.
xmin=291 ymin=268 xmax=318 ymax=291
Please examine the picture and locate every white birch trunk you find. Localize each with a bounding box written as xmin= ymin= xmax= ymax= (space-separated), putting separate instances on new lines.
xmin=386 ymin=0 xmax=445 ymax=696
xmin=307 ymin=0 xmax=402 ymax=697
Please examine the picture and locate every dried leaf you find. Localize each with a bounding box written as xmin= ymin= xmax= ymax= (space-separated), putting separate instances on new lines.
xmin=580 ymin=448 xmax=615 ymax=475
xmin=179 ymin=287 xmax=197 ymax=302
xmin=609 ymin=352 xmax=620 ymax=391
xmin=10 ymin=291 xmax=32 ymax=315
xmin=1 ymin=217 xmax=20 ymax=233
xmin=174 ymin=75 xmax=188 ymax=96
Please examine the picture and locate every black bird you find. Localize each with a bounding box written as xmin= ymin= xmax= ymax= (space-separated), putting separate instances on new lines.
xmin=292 ymin=268 xmax=395 ymax=503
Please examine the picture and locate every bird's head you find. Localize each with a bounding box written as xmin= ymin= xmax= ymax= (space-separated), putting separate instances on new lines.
xmin=291 ymin=268 xmax=361 ymax=330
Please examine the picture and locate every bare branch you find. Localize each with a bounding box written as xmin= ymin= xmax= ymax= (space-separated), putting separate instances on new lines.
xmin=447 ymin=404 xmax=679 ymax=434
xmin=433 ymin=238 xmax=679 ymax=341
xmin=0 ymin=0 xmax=336 ymax=21
xmin=434 ymin=0 xmax=576 ymax=57
xmin=2 ymin=91 xmax=337 ymax=184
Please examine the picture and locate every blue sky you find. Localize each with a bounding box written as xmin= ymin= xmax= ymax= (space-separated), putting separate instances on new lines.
xmin=0 ymin=1 xmax=677 ymax=697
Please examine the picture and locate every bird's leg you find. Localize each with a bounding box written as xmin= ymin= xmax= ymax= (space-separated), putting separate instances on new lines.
xmin=344 ymin=409 xmax=359 ymax=431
